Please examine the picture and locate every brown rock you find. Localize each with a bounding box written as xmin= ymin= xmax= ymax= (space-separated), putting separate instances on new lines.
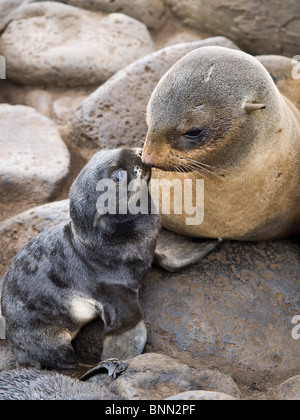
xmin=272 ymin=375 xmax=300 ymax=400
xmin=88 ymin=353 xmax=241 ymax=400
xmin=0 ymin=105 xmax=70 ymax=207
xmin=141 ymin=239 xmax=300 ymax=385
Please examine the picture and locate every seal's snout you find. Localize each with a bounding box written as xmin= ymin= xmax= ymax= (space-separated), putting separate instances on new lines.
xmin=142 ymin=150 xmax=155 ymax=168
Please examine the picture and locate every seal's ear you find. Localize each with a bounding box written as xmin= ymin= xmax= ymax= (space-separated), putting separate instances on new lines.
xmin=244 ymin=103 xmax=266 ymax=113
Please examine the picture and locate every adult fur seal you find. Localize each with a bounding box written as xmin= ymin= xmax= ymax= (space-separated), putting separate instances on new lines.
xmin=142 ymin=47 xmax=300 ymax=241
xmin=1 ymin=148 xmax=160 ymax=370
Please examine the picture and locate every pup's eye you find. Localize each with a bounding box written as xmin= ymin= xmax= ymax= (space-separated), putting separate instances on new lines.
xmin=184 ymin=129 xmax=203 ymax=140
xmin=114 ymin=170 xmax=126 ymax=184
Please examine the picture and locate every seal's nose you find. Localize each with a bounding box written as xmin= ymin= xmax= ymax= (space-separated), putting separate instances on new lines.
xmin=142 ymin=150 xmax=155 ymax=168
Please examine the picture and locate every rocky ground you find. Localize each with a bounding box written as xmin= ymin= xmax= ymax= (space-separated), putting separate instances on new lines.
xmin=0 ymin=0 xmax=299 ymax=400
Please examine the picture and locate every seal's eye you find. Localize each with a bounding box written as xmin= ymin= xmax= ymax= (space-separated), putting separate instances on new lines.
xmin=114 ymin=170 xmax=126 ymax=184
xmin=184 ymin=129 xmax=203 ymax=140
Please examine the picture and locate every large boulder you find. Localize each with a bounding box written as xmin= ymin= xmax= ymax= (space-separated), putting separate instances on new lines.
xmin=0 ymin=2 xmax=154 ymax=87
xmin=165 ymin=0 xmax=300 ymax=57
xmin=44 ymin=0 xmax=166 ymax=30
xmin=0 ymin=105 xmax=70 ymax=208
xmin=141 ymin=239 xmax=300 ymax=385
xmin=69 ymin=37 xmax=240 ymax=157
xmin=0 ymin=0 xmax=24 ymax=23
xmin=272 ymin=376 xmax=300 ymax=400
xmin=0 ymin=0 xmax=166 ymax=31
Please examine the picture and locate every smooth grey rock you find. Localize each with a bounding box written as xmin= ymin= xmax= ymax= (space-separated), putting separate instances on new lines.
xmin=0 ymin=105 xmax=70 ymax=205
xmin=165 ymin=0 xmax=300 ymax=57
xmin=45 ymin=0 xmax=166 ymax=30
xmin=0 ymin=0 xmax=166 ymax=30
xmin=0 ymin=2 xmax=154 ymax=87
xmin=69 ymin=37 xmax=240 ymax=157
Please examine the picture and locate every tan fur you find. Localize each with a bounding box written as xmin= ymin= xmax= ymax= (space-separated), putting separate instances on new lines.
xmin=143 ymin=47 xmax=300 ymax=240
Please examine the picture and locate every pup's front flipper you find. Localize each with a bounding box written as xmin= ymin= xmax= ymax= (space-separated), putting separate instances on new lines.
xmin=80 ymin=358 xmax=128 ymax=381
xmin=154 ymin=228 xmax=223 ymax=272
xmin=96 ymin=288 xmax=147 ymax=362
xmin=101 ymin=320 xmax=147 ymax=361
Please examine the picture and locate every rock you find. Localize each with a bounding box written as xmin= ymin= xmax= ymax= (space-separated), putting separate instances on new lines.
xmin=0 ymin=200 xmax=70 ymax=279
xmin=0 ymin=0 xmax=24 ymax=24
xmin=140 ymin=239 xmax=300 ymax=385
xmin=0 ymin=104 xmax=70 ymax=206
xmin=0 ymin=2 xmax=154 ymax=87
xmin=272 ymin=376 xmax=300 ymax=400
xmin=165 ymin=390 xmax=239 ymax=400
xmin=87 ymin=353 xmax=241 ymax=400
xmin=46 ymin=0 xmax=166 ymax=30
xmin=0 ymin=369 xmax=120 ymax=400
xmin=0 ymin=81 xmax=95 ymax=125
xmin=0 ymin=0 xmax=166 ymax=31
xmin=165 ymin=0 xmax=300 ymax=57
xmin=257 ymin=55 xmax=300 ymax=111
xmin=69 ymin=37 xmax=240 ymax=157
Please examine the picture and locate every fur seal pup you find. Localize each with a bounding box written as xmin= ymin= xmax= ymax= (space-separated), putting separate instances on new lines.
xmin=142 ymin=46 xmax=300 ymax=242
xmin=1 ymin=148 xmax=160 ymax=370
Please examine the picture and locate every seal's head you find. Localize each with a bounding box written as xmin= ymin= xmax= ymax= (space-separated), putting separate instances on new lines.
xmin=70 ymin=148 xmax=153 ymax=247
xmin=142 ymin=46 xmax=283 ymax=173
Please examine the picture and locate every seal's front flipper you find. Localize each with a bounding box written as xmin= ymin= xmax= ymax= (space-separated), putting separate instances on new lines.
xmin=101 ymin=320 xmax=147 ymax=361
xmin=80 ymin=358 xmax=128 ymax=381
xmin=154 ymin=228 xmax=223 ymax=272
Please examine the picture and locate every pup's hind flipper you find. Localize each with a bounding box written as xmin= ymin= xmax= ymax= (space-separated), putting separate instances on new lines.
xmin=80 ymin=359 xmax=128 ymax=381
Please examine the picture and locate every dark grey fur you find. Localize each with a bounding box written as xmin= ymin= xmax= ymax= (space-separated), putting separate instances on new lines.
xmin=1 ymin=148 xmax=160 ymax=370
xmin=0 ymin=369 xmax=122 ymax=400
